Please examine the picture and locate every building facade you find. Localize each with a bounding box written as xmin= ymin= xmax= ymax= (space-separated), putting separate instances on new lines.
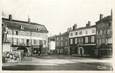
xmin=48 ymin=36 xmax=56 ymax=54
xmin=96 ymin=14 xmax=112 ymax=57
xmin=55 ymin=32 xmax=70 ymax=55
xmin=2 ymin=15 xmax=48 ymax=55
xmin=69 ymin=22 xmax=96 ymax=56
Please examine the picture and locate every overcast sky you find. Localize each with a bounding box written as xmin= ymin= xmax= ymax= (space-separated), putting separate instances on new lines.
xmin=2 ymin=0 xmax=114 ymax=36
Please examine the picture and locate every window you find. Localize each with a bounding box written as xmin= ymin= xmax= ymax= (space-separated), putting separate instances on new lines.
xmin=106 ymin=39 xmax=108 ymax=44
xmin=61 ymin=37 xmax=63 ymax=40
xmin=70 ymin=39 xmax=73 ymax=44
xmin=91 ymin=36 xmax=95 ymax=43
xmin=13 ymin=38 xmax=17 ymax=45
xmin=100 ymin=30 xmax=102 ymax=35
xmin=75 ymin=38 xmax=77 ymax=44
xmin=20 ymin=25 xmax=24 ymax=30
xmin=34 ymin=40 xmax=37 ymax=44
xmin=7 ymin=29 xmax=12 ymax=34
xmin=80 ymin=38 xmax=83 ymax=44
xmin=61 ymin=42 xmax=63 ymax=46
xmin=18 ymin=39 xmax=24 ymax=45
xmin=44 ymin=40 xmax=46 ymax=45
xmin=102 ymin=39 xmax=105 ymax=44
xmin=108 ymin=22 xmax=111 ymax=27
xmin=97 ymin=31 xmax=98 ymax=35
xmin=26 ymin=39 xmax=29 ymax=46
xmin=65 ymin=41 xmax=68 ymax=46
xmin=99 ymin=39 xmax=101 ymax=45
xmin=57 ymin=37 xmax=59 ymax=40
xmin=108 ymin=38 xmax=112 ymax=43
xmin=57 ymin=42 xmax=59 ymax=46
xmin=79 ymin=31 xmax=82 ymax=35
xmin=36 ymin=28 xmax=39 ymax=31
xmin=75 ymin=32 xmax=78 ymax=35
xmin=92 ymin=29 xmax=95 ymax=33
xmin=97 ymin=39 xmax=99 ymax=44
xmin=107 ymin=29 xmax=111 ymax=34
xmin=78 ymin=38 xmax=81 ymax=44
xmin=39 ymin=40 xmax=43 ymax=45
xmin=70 ymin=32 xmax=73 ymax=36
xmin=85 ymin=37 xmax=88 ymax=43
xmin=86 ymin=30 xmax=88 ymax=34
xmin=16 ymin=31 xmax=18 ymax=35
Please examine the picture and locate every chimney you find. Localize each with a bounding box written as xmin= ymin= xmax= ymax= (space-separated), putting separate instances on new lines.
xmin=9 ymin=14 xmax=12 ymax=20
xmin=86 ymin=21 xmax=91 ymax=27
xmin=74 ymin=24 xmax=77 ymax=29
xmin=73 ymin=24 xmax=77 ymax=30
xmin=111 ymin=9 xmax=112 ymax=17
xmin=88 ymin=21 xmax=91 ymax=25
xmin=100 ymin=14 xmax=103 ymax=20
xmin=28 ymin=17 xmax=31 ymax=23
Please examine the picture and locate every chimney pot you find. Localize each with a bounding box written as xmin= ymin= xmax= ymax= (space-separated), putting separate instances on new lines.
xmin=73 ymin=24 xmax=77 ymax=30
xmin=28 ymin=18 xmax=31 ymax=23
xmin=100 ymin=14 xmax=103 ymax=20
xmin=86 ymin=21 xmax=90 ymax=27
xmin=9 ymin=14 xmax=12 ymax=20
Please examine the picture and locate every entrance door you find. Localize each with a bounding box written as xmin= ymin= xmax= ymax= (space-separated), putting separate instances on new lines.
xmin=78 ymin=47 xmax=84 ymax=56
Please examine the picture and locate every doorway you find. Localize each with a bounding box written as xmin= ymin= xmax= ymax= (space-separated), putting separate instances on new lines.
xmin=78 ymin=47 xmax=84 ymax=56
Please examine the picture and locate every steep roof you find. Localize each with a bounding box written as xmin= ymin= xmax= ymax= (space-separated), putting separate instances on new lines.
xmin=2 ymin=18 xmax=48 ymax=33
xmin=96 ymin=15 xmax=112 ymax=24
xmin=70 ymin=25 xmax=96 ymax=32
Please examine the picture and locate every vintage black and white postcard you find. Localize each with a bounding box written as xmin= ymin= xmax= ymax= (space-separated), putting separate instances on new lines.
xmin=1 ymin=0 xmax=115 ymax=73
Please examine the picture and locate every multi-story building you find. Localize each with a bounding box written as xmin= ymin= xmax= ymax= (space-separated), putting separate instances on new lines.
xmin=2 ymin=15 xmax=48 ymax=55
xmin=96 ymin=13 xmax=112 ymax=57
xmin=55 ymin=31 xmax=70 ymax=55
xmin=69 ymin=22 xmax=96 ymax=56
xmin=48 ymin=36 xmax=56 ymax=54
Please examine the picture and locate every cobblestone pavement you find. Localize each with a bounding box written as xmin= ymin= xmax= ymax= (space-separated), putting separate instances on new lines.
xmin=2 ymin=55 xmax=113 ymax=71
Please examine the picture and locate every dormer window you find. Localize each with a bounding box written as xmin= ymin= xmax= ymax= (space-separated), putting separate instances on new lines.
xmin=36 ymin=27 xmax=41 ymax=31
xmin=20 ymin=25 xmax=24 ymax=30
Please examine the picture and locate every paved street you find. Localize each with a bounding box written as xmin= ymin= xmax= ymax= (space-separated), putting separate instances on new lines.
xmin=2 ymin=55 xmax=113 ymax=71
